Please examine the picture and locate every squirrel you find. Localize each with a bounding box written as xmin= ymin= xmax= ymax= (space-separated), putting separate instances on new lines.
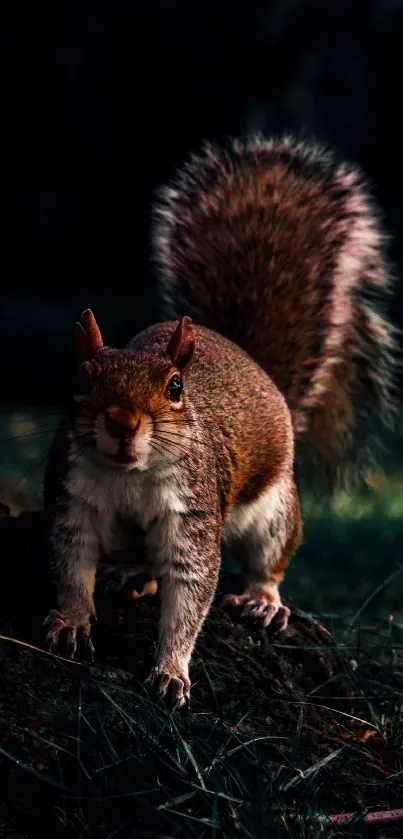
xmin=42 ymin=133 xmax=396 ymax=709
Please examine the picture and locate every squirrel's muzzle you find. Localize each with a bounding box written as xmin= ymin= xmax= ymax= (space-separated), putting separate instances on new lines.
xmin=104 ymin=406 xmax=140 ymax=439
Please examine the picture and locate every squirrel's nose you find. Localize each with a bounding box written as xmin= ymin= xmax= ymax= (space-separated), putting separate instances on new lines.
xmin=105 ymin=406 xmax=140 ymax=439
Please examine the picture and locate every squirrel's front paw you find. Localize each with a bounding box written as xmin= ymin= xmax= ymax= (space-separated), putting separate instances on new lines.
xmin=43 ymin=608 xmax=95 ymax=661
xmin=221 ymin=587 xmax=290 ymax=633
xmin=145 ymin=665 xmax=191 ymax=711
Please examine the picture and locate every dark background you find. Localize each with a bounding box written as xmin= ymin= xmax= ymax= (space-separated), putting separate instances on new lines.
xmin=1 ymin=0 xmax=403 ymax=624
xmin=2 ymin=0 xmax=403 ymax=403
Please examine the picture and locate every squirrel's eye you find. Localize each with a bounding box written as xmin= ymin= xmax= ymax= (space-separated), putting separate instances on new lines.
xmin=166 ymin=373 xmax=183 ymax=403
xmin=75 ymin=364 xmax=92 ymax=397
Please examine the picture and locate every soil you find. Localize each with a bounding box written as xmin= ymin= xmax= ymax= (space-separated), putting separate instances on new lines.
xmin=0 ymin=506 xmax=402 ymax=838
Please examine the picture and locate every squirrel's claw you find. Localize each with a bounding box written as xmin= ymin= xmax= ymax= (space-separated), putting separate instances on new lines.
xmin=145 ymin=666 xmax=191 ymax=711
xmin=221 ymin=592 xmax=290 ymax=633
xmin=43 ymin=609 xmax=95 ymax=662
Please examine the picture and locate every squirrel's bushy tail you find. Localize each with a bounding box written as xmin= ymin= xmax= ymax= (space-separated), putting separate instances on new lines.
xmin=151 ymin=134 xmax=398 ymax=489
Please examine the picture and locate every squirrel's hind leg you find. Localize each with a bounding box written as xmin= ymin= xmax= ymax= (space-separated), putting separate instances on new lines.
xmin=222 ymin=476 xmax=302 ymax=632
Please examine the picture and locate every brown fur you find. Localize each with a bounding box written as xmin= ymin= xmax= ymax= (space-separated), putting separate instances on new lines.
xmin=72 ymin=348 xmax=184 ymax=448
xmin=127 ymin=320 xmax=294 ymax=513
xmin=44 ymin=312 xmax=300 ymax=704
xmin=43 ymin=134 xmax=397 ymax=708
xmin=153 ymin=134 xmax=397 ymax=489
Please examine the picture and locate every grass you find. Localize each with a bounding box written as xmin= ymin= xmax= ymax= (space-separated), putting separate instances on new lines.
xmin=0 ymin=609 xmax=402 ymax=839
xmin=0 ymin=404 xmax=403 ymax=837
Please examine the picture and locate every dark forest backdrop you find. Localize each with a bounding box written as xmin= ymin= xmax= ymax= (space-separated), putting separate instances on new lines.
xmin=2 ymin=0 xmax=403 ymax=403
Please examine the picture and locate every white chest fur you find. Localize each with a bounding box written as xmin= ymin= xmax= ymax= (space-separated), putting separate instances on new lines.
xmin=65 ymin=457 xmax=188 ymax=561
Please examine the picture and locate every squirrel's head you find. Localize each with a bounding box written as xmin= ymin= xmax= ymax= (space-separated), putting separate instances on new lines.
xmin=72 ymin=310 xmax=195 ymax=472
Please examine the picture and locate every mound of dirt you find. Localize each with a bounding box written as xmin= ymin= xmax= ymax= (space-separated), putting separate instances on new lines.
xmin=0 ymin=507 xmax=402 ymax=837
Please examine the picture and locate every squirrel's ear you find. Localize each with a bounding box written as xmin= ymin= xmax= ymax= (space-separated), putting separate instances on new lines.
xmin=166 ymin=316 xmax=195 ymax=370
xmin=75 ymin=309 xmax=104 ymax=362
